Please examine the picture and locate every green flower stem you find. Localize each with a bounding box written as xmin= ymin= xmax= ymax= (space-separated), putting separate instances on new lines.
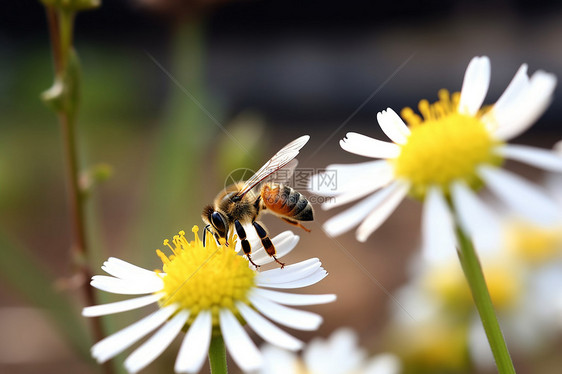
xmin=43 ymin=5 xmax=114 ymax=374
xmin=57 ymin=8 xmax=75 ymax=70
xmin=45 ymin=7 xmax=62 ymax=72
xmin=209 ymin=335 xmax=228 ymax=374
xmin=455 ymin=225 xmax=516 ymax=374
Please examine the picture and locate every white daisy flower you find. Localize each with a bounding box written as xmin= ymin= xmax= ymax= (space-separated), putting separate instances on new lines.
xmin=310 ymin=56 xmax=561 ymax=259
xmin=257 ymin=328 xmax=401 ymax=374
xmin=82 ymin=226 xmax=336 ymax=374
xmin=466 ymin=167 xmax=562 ymax=368
xmin=386 ymin=248 xmax=522 ymax=372
xmin=390 ymin=175 xmax=562 ymax=372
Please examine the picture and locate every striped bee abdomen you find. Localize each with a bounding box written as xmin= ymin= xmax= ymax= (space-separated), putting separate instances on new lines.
xmin=262 ymin=184 xmax=314 ymax=221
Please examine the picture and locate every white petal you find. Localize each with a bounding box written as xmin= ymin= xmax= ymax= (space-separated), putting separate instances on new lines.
xmin=90 ymin=275 xmax=163 ymax=295
xmin=491 ymin=71 xmax=557 ymax=141
xmin=328 ymin=328 xmax=361 ymax=355
xmin=496 ymin=144 xmax=562 ymax=172
xmin=340 ymin=132 xmax=401 ymax=159
xmin=421 ymin=187 xmax=456 ymax=263
xmin=308 ymin=160 xmax=387 ymax=196
xmin=304 ymin=328 xmax=364 ymax=374
xmin=468 ymin=319 xmax=495 ymax=370
xmin=249 ymin=293 xmax=323 ymax=330
xmin=303 ymin=340 xmax=329 ymax=373
xmin=364 ymin=353 xmax=402 ymax=374
xmin=554 ymin=140 xmax=562 ymax=156
xmin=376 ymin=107 xmax=411 ymax=144
xmin=91 ymin=304 xmax=178 ymax=363
xmin=252 ymin=231 xmax=299 ymax=265
xmin=491 ymin=64 xmax=529 ymax=115
xmin=174 ymin=311 xmax=212 ymax=374
xmin=236 ymin=301 xmax=303 ymax=351
xmin=356 ymin=181 xmax=409 ymax=242
xmin=82 ymin=293 xmax=163 ymax=317
xmin=234 ymin=224 xmax=261 ymax=254
xmin=545 ymin=172 xmax=562 ymax=206
xmin=322 ymin=180 xmax=401 ymax=237
xmin=220 ymin=308 xmax=263 ymax=372
xmin=102 ymin=257 xmax=161 ymax=282
xmin=458 ymin=56 xmax=491 ymax=116
xmin=256 ymin=258 xmax=321 ymax=284
xmin=252 ymin=288 xmax=336 ymax=306
xmin=270 ymin=231 xmax=297 ymax=249
xmin=451 ymin=181 xmax=502 ymax=254
xmin=259 ymin=345 xmax=298 ymax=374
xmin=322 ymin=163 xmax=394 ymax=210
xmin=479 ymin=165 xmax=561 ymax=225
xmin=257 ymin=268 xmax=328 ymax=289
xmin=125 ymin=310 xmax=189 ymax=374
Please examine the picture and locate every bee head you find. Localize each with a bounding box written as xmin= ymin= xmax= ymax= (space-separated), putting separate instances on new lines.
xmin=202 ymin=205 xmax=229 ymax=241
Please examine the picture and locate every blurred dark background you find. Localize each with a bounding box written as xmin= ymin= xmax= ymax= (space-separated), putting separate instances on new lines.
xmin=3 ymin=0 xmax=562 ymax=123
xmin=1 ymin=1 xmax=561 ymax=373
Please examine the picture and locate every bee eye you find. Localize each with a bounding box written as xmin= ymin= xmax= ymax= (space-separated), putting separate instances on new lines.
xmin=210 ymin=212 xmax=227 ymax=236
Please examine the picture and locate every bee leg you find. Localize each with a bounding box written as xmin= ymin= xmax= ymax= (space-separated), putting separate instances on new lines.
xmin=280 ymin=217 xmax=311 ymax=233
xmin=253 ymin=221 xmax=285 ymax=269
xmin=235 ymin=220 xmax=260 ymax=269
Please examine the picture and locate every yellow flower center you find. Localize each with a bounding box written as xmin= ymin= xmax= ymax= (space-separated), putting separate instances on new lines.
xmin=424 ymin=262 xmax=471 ymax=310
xmin=404 ymin=322 xmax=468 ymax=370
xmin=506 ymin=220 xmax=562 ymax=265
xmin=393 ymin=90 xmax=503 ymax=199
xmin=425 ymin=259 xmax=521 ymax=311
xmin=484 ymin=264 xmax=521 ymax=309
xmin=156 ymin=226 xmax=256 ymax=326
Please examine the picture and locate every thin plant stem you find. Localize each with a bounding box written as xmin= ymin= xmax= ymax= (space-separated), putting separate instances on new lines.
xmin=46 ymin=7 xmax=62 ymax=72
xmin=455 ymin=225 xmax=516 ymax=374
xmin=45 ymin=6 xmax=113 ymax=374
xmin=58 ymin=8 xmax=75 ymax=68
xmin=208 ymin=335 xmax=228 ymax=374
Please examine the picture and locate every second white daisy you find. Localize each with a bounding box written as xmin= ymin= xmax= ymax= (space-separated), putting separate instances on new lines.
xmin=258 ymin=327 xmax=401 ymax=374
xmin=310 ymin=56 xmax=561 ymax=259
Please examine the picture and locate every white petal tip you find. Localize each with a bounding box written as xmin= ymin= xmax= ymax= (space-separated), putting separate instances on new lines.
xmin=356 ymin=233 xmax=368 ymax=243
xmin=554 ymin=140 xmax=562 ymax=156
xmin=322 ymin=222 xmax=340 ymax=237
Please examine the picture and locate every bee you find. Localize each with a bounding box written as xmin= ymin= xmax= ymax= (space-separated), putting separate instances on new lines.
xmin=202 ymin=135 xmax=314 ymax=268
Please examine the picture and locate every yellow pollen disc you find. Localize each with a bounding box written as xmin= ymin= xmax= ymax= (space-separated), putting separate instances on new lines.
xmin=394 ymin=90 xmax=503 ymax=199
xmin=404 ymin=322 xmax=468 ymax=370
xmin=505 ymin=220 xmax=562 ymax=265
xmin=156 ymin=226 xmax=255 ymax=327
xmin=484 ymin=264 xmax=521 ymax=309
xmin=425 ymin=259 xmax=520 ymax=311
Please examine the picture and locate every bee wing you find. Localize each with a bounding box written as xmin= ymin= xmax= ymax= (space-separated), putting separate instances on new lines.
xmin=266 ymin=158 xmax=298 ymax=185
xmin=243 ymin=159 xmax=299 ymax=199
xmin=235 ymin=135 xmax=310 ymax=198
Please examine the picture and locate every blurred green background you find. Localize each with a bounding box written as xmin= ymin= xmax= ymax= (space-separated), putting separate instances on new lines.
xmin=1 ymin=0 xmax=561 ymax=373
